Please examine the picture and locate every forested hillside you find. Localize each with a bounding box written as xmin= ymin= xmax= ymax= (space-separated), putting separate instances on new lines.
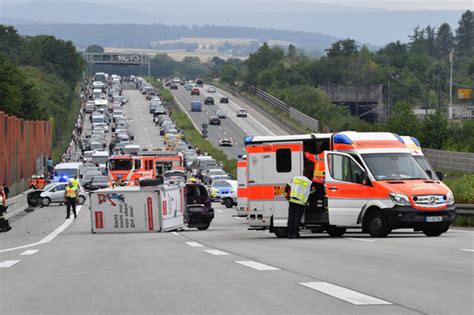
xmin=0 ymin=25 xmax=84 ymax=157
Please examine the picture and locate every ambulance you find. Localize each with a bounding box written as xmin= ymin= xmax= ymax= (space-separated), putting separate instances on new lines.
xmin=236 ymin=155 xmax=248 ymax=217
xmin=245 ymin=132 xmax=456 ymax=238
xmin=402 ymin=136 xmax=441 ymax=180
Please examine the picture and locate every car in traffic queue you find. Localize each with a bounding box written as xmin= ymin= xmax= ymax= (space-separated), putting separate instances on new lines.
xmin=219 ymin=138 xmax=233 ymax=146
xmin=185 ymin=83 xmax=193 ymax=91
xmin=191 ymin=100 xmax=202 ymax=112
xmin=164 ymin=170 xmax=187 ymax=184
xmin=209 ymin=115 xmax=221 ymax=125
xmin=207 ymin=86 xmax=216 ymax=93
xmin=40 ymin=182 xmax=87 ymax=207
xmin=209 ymin=179 xmax=237 ymax=202
xmin=216 ymin=110 xmax=226 ymax=118
xmin=86 ymin=176 xmax=109 ymax=191
xmin=185 ymin=182 xmax=214 ymax=230
xmin=237 ymin=108 xmax=248 ymax=117
xmin=204 ymin=96 xmax=215 ymax=105
xmin=170 ymin=84 xmax=178 ymax=90
xmin=203 ymin=168 xmax=227 ymax=185
xmin=220 ymin=97 xmax=229 ymax=103
xmin=191 ymin=87 xmax=200 ymax=96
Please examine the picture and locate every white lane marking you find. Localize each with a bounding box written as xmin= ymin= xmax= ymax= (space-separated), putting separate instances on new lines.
xmin=233 ymin=216 xmax=246 ymax=220
xmin=218 ymin=126 xmax=222 ymax=130
xmin=172 ymin=232 xmax=180 ymax=236
xmin=0 ymin=205 xmax=83 ymax=253
xmin=223 ymin=131 xmax=228 ymax=135
xmin=0 ymin=260 xmax=21 ymax=268
xmin=451 ymin=229 xmax=474 ymax=233
xmin=235 ymin=260 xmax=280 ymax=271
xmin=185 ymin=241 xmax=204 ymax=247
xmin=205 ymin=249 xmax=230 ymax=256
xmin=298 ymin=282 xmax=392 ymax=305
xmin=460 ymin=249 xmax=474 ymax=252
xmin=346 ymin=237 xmax=376 ymax=242
xmin=215 ymin=209 xmax=223 ymax=213
xmin=19 ymin=249 xmax=39 ymax=256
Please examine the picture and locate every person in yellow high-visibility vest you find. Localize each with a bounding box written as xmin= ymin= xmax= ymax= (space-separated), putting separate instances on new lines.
xmin=285 ymin=166 xmax=315 ymax=239
xmin=64 ymin=182 xmax=78 ymax=219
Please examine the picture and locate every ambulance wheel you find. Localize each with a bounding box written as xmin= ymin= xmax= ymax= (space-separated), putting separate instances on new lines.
xmin=422 ymin=228 xmax=445 ymax=237
xmin=326 ymin=226 xmax=346 ymax=237
xmin=224 ymin=198 xmax=234 ymax=208
xmin=77 ymin=196 xmax=86 ymax=205
xmin=366 ymin=210 xmax=390 ymax=237
xmin=197 ymin=223 xmax=210 ymax=231
xmin=41 ymin=197 xmax=51 ymax=207
xmin=274 ymin=227 xmax=288 ymax=238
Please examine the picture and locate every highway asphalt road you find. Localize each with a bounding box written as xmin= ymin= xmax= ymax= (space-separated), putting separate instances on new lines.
xmin=1 ymin=198 xmax=472 ymax=314
xmin=171 ymin=84 xmax=286 ymax=159
xmin=1 ymin=86 xmax=473 ymax=315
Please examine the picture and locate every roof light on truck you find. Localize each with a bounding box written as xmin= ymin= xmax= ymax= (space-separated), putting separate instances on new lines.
xmin=393 ymin=134 xmax=405 ymax=144
xmin=389 ymin=192 xmax=411 ymax=206
xmin=244 ymin=135 xmax=254 ymax=144
xmin=333 ymin=133 xmax=353 ymax=145
xmin=410 ymin=137 xmax=421 ymax=147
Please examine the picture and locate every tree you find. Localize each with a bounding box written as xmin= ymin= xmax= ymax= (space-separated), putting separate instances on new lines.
xmin=435 ymin=23 xmax=454 ymax=59
xmin=326 ymin=38 xmax=358 ymax=58
xmin=85 ymin=44 xmax=105 ymax=53
xmin=420 ymin=112 xmax=448 ymax=149
xmin=387 ymin=101 xmax=419 ymax=137
xmin=455 ymin=10 xmax=474 ymax=58
xmin=220 ymin=63 xmax=239 ymax=85
xmin=0 ymin=25 xmax=22 ymax=62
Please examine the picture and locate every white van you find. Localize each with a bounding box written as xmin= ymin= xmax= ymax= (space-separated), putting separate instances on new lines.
xmin=53 ymin=162 xmax=84 ymax=181
xmin=94 ymin=99 xmax=108 ymax=110
xmin=123 ymin=144 xmax=141 ymax=155
xmin=93 ymin=89 xmax=102 ymax=99
xmin=91 ymin=151 xmax=109 ymax=167
xmin=85 ymin=101 xmax=95 ymax=113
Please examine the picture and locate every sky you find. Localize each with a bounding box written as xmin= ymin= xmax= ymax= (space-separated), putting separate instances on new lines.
xmin=2 ymin=0 xmax=473 ymax=11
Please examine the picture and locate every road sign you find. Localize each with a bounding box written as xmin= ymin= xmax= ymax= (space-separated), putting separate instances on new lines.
xmin=458 ymin=88 xmax=472 ymax=100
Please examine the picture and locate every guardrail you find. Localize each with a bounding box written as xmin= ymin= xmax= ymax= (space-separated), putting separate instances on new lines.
xmin=249 ymin=86 xmax=319 ymax=131
xmin=456 ymin=204 xmax=474 ymax=216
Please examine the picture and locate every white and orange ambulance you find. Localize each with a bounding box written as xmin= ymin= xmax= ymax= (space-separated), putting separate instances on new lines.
xmin=402 ymin=136 xmax=441 ymax=181
xmin=236 ymin=155 xmax=248 ymax=217
xmin=245 ymin=132 xmax=456 ymax=238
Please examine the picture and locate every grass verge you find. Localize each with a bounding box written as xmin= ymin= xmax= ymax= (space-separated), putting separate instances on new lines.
xmin=52 ymin=88 xmax=81 ymax=162
xmin=443 ymin=172 xmax=474 ymax=204
xmin=453 ymin=216 xmax=474 ymax=227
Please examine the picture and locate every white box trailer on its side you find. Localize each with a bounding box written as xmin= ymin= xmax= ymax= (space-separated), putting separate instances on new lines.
xmin=89 ymin=184 xmax=185 ymax=233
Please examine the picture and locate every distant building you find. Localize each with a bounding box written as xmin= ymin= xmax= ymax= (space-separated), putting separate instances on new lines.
xmin=318 ymin=84 xmax=384 ymax=122
xmin=452 ymin=104 xmax=474 ymax=120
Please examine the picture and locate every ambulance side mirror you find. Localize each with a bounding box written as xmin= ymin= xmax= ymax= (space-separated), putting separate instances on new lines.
xmin=355 ymin=171 xmax=369 ymax=185
xmin=436 ymin=171 xmax=444 ymax=181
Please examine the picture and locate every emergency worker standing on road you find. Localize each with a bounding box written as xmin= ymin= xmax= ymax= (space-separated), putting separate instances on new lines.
xmin=0 ymin=186 xmax=12 ymax=232
xmin=285 ymin=167 xmax=314 ymax=239
xmin=64 ymin=182 xmax=78 ymax=219
xmin=72 ymin=176 xmax=81 ymax=190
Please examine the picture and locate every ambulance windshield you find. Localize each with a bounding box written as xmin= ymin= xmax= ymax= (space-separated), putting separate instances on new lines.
xmin=362 ymin=153 xmax=429 ymax=181
xmin=109 ymin=159 xmax=133 ymax=170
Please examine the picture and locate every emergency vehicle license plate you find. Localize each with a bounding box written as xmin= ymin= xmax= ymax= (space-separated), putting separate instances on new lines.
xmin=425 ymin=216 xmax=442 ymax=222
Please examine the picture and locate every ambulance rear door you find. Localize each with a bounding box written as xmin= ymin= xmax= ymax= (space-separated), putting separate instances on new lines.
xmin=271 ymin=143 xmax=304 ymax=227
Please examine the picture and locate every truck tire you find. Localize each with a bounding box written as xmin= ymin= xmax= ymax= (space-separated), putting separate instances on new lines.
xmin=422 ymin=228 xmax=445 ymax=237
xmin=273 ymin=227 xmax=288 ymax=238
xmin=366 ymin=210 xmax=390 ymax=237
xmin=224 ymin=198 xmax=234 ymax=208
xmin=197 ymin=223 xmax=210 ymax=231
xmin=326 ymin=225 xmax=346 ymax=237
xmin=77 ymin=195 xmax=86 ymax=205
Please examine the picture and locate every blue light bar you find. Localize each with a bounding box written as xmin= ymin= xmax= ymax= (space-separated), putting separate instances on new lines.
xmin=333 ymin=133 xmax=353 ymax=145
xmin=393 ymin=133 xmax=405 ymax=144
xmin=244 ymin=135 xmax=254 ymax=145
xmin=410 ymin=137 xmax=421 ymax=147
